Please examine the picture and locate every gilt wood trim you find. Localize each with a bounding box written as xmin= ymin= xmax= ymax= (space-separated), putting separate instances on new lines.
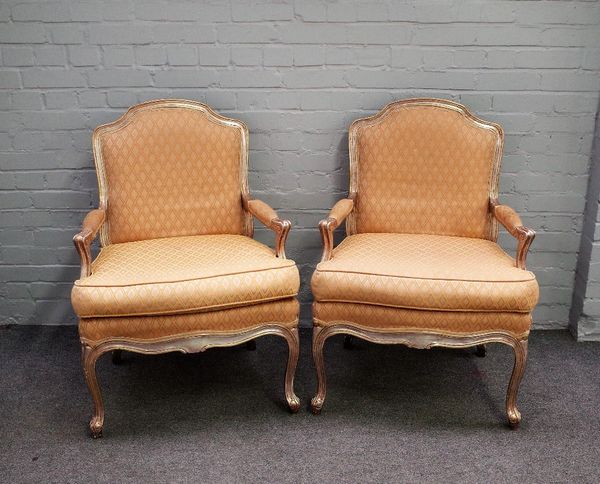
xmin=81 ymin=324 xmax=300 ymax=438
xmin=91 ymin=99 xmax=252 ymax=246
xmin=310 ymin=323 xmax=528 ymax=428
xmin=347 ymin=98 xmax=504 ymax=240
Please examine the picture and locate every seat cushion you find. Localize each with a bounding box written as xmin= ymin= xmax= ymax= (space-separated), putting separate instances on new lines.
xmin=311 ymin=233 xmax=538 ymax=313
xmin=313 ymin=302 xmax=532 ymax=337
xmin=72 ymin=235 xmax=300 ymax=318
xmin=80 ymin=298 xmax=299 ymax=344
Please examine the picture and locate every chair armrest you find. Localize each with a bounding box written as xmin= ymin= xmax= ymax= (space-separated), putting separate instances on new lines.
xmin=491 ymin=200 xmax=535 ymax=270
xmin=73 ymin=209 xmax=105 ymax=279
xmin=318 ymin=198 xmax=354 ymax=262
xmin=247 ymin=199 xmax=291 ymax=259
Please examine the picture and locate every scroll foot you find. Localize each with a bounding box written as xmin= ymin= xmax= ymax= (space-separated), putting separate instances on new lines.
xmin=310 ymin=396 xmax=324 ymax=415
xmin=90 ymin=417 xmax=103 ymax=438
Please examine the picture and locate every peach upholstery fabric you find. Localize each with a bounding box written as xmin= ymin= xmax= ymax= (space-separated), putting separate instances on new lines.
xmin=352 ymin=104 xmax=499 ymax=239
xmin=96 ymin=106 xmax=245 ymax=244
xmin=72 ymin=235 xmax=300 ymax=318
xmin=311 ymin=233 xmax=539 ymax=313
xmin=313 ymin=302 xmax=531 ymax=337
xmin=79 ymin=298 xmax=299 ymax=344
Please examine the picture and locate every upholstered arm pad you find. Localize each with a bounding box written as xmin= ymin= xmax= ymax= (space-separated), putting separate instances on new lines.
xmin=319 ymin=198 xmax=354 ymax=262
xmin=491 ymin=201 xmax=535 ymax=270
xmin=247 ymin=199 xmax=291 ymax=259
xmin=327 ymin=198 xmax=354 ymax=229
xmin=73 ymin=209 xmax=106 ymax=279
xmin=248 ymin=199 xmax=278 ymax=227
xmin=494 ymin=205 xmax=523 ymax=238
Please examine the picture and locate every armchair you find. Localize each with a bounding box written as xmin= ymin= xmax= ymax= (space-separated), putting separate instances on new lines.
xmin=72 ymin=100 xmax=301 ymax=438
xmin=310 ymin=98 xmax=539 ymax=427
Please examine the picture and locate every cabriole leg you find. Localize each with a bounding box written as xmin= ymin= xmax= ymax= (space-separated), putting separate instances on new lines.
xmin=282 ymin=328 xmax=300 ymax=412
xmin=81 ymin=343 xmax=105 ymax=438
xmin=506 ymin=339 xmax=528 ymax=428
xmin=310 ymin=326 xmax=329 ymax=414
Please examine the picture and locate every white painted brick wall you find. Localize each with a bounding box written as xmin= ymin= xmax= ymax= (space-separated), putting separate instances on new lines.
xmin=1 ymin=1 xmax=599 ymax=328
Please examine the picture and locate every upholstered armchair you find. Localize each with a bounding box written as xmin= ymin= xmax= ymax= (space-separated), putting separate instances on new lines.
xmin=311 ymin=99 xmax=538 ymax=427
xmin=71 ymin=100 xmax=300 ymax=438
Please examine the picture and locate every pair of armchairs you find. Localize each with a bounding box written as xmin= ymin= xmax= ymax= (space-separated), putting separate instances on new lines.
xmin=71 ymin=99 xmax=538 ymax=437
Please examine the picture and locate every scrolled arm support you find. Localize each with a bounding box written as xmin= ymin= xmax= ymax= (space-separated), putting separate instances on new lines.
xmin=490 ymin=199 xmax=535 ymax=270
xmin=247 ymin=199 xmax=291 ymax=259
xmin=319 ymin=198 xmax=354 ymax=262
xmin=73 ymin=209 xmax=106 ymax=279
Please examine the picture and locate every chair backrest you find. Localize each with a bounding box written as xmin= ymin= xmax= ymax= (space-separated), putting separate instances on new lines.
xmin=347 ymin=98 xmax=503 ymax=240
xmin=93 ymin=99 xmax=251 ymax=245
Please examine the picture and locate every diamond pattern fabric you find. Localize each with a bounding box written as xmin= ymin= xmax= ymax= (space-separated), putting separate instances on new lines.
xmin=72 ymin=234 xmax=300 ymax=318
xmin=79 ymin=298 xmax=299 ymax=344
xmin=311 ymin=233 xmax=539 ymax=313
xmin=97 ymin=106 xmax=245 ymax=244
xmin=352 ymin=104 xmax=499 ymax=238
xmin=313 ymin=302 xmax=531 ymax=337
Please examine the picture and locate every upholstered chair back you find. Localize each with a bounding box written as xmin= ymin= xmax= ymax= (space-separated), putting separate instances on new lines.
xmin=348 ymin=99 xmax=503 ymax=240
xmin=93 ymin=100 xmax=251 ymax=245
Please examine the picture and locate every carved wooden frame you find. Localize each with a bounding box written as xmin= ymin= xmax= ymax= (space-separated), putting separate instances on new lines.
xmin=310 ymin=324 xmax=528 ymax=428
xmin=313 ymin=99 xmax=534 ymax=428
xmin=82 ymin=325 xmax=300 ymax=438
xmin=77 ymin=100 xmax=299 ymax=437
